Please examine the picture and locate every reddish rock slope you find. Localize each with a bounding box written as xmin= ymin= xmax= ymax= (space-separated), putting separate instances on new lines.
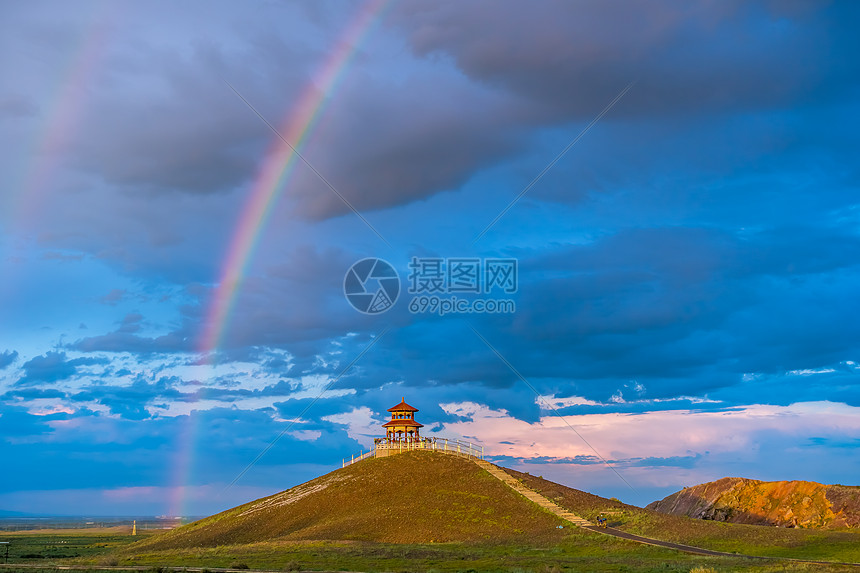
xmin=647 ymin=477 xmax=860 ymax=528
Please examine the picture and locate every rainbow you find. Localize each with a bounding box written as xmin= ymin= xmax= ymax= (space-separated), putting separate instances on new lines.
xmin=9 ymin=4 xmax=117 ymax=236
xmin=199 ymin=0 xmax=389 ymax=359
xmin=169 ymin=0 xmax=389 ymax=517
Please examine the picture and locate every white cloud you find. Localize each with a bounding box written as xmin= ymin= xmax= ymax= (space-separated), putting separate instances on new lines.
xmin=441 ymin=400 xmax=860 ymax=467
xmin=322 ymin=406 xmax=385 ymax=449
xmin=434 ymin=400 xmax=860 ymax=505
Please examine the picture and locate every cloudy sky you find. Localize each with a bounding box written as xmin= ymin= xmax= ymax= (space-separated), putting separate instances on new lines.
xmin=1 ymin=0 xmax=859 ymax=516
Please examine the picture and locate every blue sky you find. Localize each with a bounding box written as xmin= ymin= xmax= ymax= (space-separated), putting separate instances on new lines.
xmin=1 ymin=0 xmax=859 ymax=516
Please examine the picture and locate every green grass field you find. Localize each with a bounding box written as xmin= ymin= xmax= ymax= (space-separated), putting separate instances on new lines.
xmin=0 ymin=528 xmax=142 ymax=564
xmin=2 ymin=528 xmax=859 ymax=573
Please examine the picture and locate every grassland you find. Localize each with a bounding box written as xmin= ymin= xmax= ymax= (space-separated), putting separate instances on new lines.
xmin=511 ymin=469 xmax=860 ymax=564
xmin=2 ymin=531 xmax=858 ymax=572
xmin=2 ymin=452 xmax=858 ymax=572
xmin=0 ymin=527 xmax=144 ymax=564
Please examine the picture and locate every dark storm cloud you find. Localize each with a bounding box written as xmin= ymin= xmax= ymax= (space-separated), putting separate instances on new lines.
xmin=71 ymin=40 xmax=290 ymax=195
xmin=0 ymin=350 xmax=18 ymax=369
xmin=6 ymin=0 xmax=860 ymax=240
xmin=62 ymin=212 xmax=860 ymax=415
xmin=44 ymin=2 xmax=523 ymax=224
xmin=71 ymin=376 xmax=186 ymax=420
xmin=0 ymin=2 xmax=312 ymax=200
xmin=287 ymin=81 xmax=524 ymax=220
xmin=628 ymin=454 xmax=702 ymax=469
xmin=483 ymin=224 xmax=860 ymax=392
xmin=4 ymin=2 xmax=520 ymax=225
xmin=98 ymin=289 xmax=128 ymax=306
xmin=0 ymin=94 xmax=37 ymax=118
xmin=0 ymin=404 xmax=54 ymax=439
xmin=16 ymin=351 xmax=107 ymax=386
xmin=391 ymin=1 xmax=860 ymax=118
xmin=65 ymin=244 xmax=373 ymax=360
xmin=70 ymin=329 xmax=195 ymax=354
xmin=70 ymin=305 xmax=200 ymax=354
xmin=268 ymin=0 xmax=860 ymax=221
xmin=1 ymin=387 xmax=66 ymax=401
xmin=295 ymin=219 xmax=859 ymax=409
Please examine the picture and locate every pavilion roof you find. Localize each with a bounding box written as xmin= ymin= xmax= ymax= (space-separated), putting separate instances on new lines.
xmin=382 ymin=419 xmax=424 ymax=428
xmin=387 ymin=397 xmax=419 ymax=412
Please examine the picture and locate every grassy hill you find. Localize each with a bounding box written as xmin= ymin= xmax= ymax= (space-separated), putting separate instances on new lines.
xmin=117 ymin=451 xmax=860 ymax=571
xmin=135 ymin=451 xmax=572 ymax=549
xmin=646 ymin=477 xmax=860 ymax=528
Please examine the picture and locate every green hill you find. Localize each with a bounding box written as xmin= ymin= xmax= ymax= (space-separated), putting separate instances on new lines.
xmin=124 ymin=451 xmax=860 ymax=570
xmin=136 ymin=451 xmax=572 ymax=549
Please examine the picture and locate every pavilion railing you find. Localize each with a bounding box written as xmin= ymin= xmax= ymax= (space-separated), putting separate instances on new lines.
xmin=342 ymin=448 xmax=375 ymax=468
xmin=342 ymin=437 xmax=483 ymax=468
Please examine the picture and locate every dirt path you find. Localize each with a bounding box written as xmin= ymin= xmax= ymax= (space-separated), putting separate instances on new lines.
xmin=474 ymin=459 xmax=593 ymax=527
xmin=474 ymin=458 xmax=860 ymax=566
xmin=581 ymin=524 xmax=750 ymax=557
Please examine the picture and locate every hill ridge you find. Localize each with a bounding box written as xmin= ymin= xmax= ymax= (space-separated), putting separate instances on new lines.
xmin=648 ymin=477 xmax=860 ymax=528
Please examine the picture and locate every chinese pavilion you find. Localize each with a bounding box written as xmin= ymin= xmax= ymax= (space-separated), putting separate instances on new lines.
xmin=357 ymin=398 xmax=482 ymax=463
xmin=382 ymin=397 xmax=423 ymax=442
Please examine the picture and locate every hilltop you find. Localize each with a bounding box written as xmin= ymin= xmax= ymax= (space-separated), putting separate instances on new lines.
xmin=135 ymin=451 xmax=575 ymax=549
xmin=648 ymin=477 xmax=860 ymax=528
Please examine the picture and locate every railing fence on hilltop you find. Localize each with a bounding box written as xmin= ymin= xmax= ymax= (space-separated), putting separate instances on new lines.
xmin=342 ymin=437 xmax=483 ymax=468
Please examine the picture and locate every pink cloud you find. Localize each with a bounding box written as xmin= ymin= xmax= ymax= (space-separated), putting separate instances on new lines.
xmin=439 ymin=400 xmax=860 ymax=492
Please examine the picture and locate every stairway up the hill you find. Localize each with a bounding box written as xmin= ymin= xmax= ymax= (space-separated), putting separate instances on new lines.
xmin=474 ymin=459 xmax=593 ymax=527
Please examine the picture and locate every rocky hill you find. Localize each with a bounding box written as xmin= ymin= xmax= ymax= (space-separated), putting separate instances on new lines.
xmin=647 ymin=477 xmax=860 ymax=528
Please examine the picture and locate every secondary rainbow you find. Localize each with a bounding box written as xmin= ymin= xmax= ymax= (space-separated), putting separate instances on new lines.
xmin=10 ymin=5 xmax=117 ymax=236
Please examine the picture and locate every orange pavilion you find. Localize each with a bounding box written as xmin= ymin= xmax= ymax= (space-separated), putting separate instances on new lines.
xmin=344 ymin=398 xmax=483 ymax=464
xmin=382 ymin=397 xmax=423 ymax=441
